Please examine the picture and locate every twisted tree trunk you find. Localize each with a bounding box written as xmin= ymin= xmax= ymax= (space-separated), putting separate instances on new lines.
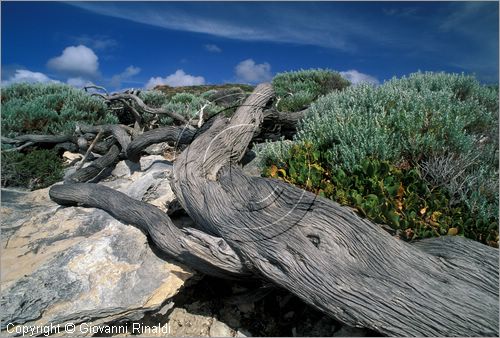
xmin=170 ymin=83 xmax=499 ymax=336
xmin=49 ymin=84 xmax=499 ymax=336
xmin=126 ymin=126 xmax=196 ymax=162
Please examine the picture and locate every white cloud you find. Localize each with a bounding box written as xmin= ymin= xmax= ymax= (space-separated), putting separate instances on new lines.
xmin=74 ymin=35 xmax=118 ymax=50
xmin=69 ymin=3 xmax=386 ymax=51
xmin=204 ymin=44 xmax=222 ymax=53
xmin=235 ymin=59 xmax=272 ymax=83
xmin=67 ymin=77 xmax=90 ymax=88
xmin=2 ymin=69 xmax=60 ymax=86
xmin=340 ymin=70 xmax=379 ymax=85
xmin=146 ymin=69 xmax=205 ymax=89
xmin=47 ymin=45 xmax=99 ymax=77
xmin=110 ymin=65 xmax=141 ymax=88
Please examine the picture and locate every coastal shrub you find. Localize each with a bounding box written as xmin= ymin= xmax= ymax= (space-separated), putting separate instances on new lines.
xmin=1 ymin=83 xmax=117 ymax=138
xmin=159 ymin=92 xmax=219 ymax=125
xmin=1 ymin=83 xmax=117 ymax=189
xmin=138 ymin=90 xmax=170 ymax=108
xmin=260 ymin=72 xmax=499 ymax=246
xmin=202 ymin=87 xmax=247 ymax=107
xmin=265 ymin=144 xmax=498 ymax=246
xmin=272 ymin=69 xmax=350 ymax=112
xmin=1 ymin=149 xmax=64 ymax=190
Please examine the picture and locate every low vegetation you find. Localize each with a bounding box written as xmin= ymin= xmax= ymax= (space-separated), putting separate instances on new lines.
xmin=153 ymin=83 xmax=254 ymax=98
xmin=271 ymin=69 xmax=350 ymax=112
xmin=2 ymin=71 xmax=498 ymax=247
xmin=259 ymin=71 xmax=499 ymax=246
xmin=1 ymin=149 xmax=63 ymax=189
xmin=1 ymin=83 xmax=117 ymax=138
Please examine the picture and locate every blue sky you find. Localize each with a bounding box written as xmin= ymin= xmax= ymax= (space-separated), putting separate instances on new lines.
xmin=2 ymin=1 xmax=498 ymax=90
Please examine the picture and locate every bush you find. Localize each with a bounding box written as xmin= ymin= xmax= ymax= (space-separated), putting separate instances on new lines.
xmin=138 ymin=90 xmax=170 ymax=108
xmin=159 ymin=92 xmax=219 ymax=125
xmin=265 ymin=144 xmax=498 ymax=246
xmin=1 ymin=83 xmax=118 ymax=138
xmin=260 ymin=72 xmax=499 ymax=246
xmin=272 ymin=69 xmax=350 ymax=112
xmin=1 ymin=149 xmax=64 ymax=190
xmin=1 ymin=83 xmax=118 ymax=190
xmin=201 ymin=87 xmax=247 ymax=108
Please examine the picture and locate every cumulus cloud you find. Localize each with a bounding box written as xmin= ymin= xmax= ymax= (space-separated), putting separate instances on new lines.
xmin=235 ymin=59 xmax=272 ymax=83
xmin=47 ymin=45 xmax=99 ymax=77
xmin=204 ymin=44 xmax=222 ymax=53
xmin=146 ymin=69 xmax=205 ymax=89
xmin=67 ymin=77 xmax=90 ymax=88
xmin=340 ymin=70 xmax=379 ymax=85
xmin=2 ymin=69 xmax=60 ymax=86
xmin=110 ymin=65 xmax=141 ymax=88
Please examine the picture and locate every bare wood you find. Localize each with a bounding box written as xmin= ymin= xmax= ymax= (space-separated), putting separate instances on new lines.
xmin=65 ymin=144 xmax=120 ymax=183
xmin=93 ymin=138 xmax=116 ymax=155
xmin=117 ymin=98 xmax=143 ymax=129
xmin=84 ymin=85 xmax=109 ymax=95
xmin=1 ymin=136 xmax=21 ymax=144
xmin=2 ymin=141 xmax=35 ymax=152
xmin=126 ymin=126 xmax=196 ymax=162
xmin=13 ymin=134 xmax=74 ymax=144
xmin=48 ymin=183 xmax=251 ymax=279
xmin=254 ymin=108 xmax=306 ymax=142
xmin=75 ymin=131 xmax=103 ymax=171
xmin=77 ymin=124 xmax=131 ymax=153
xmin=97 ymin=92 xmax=190 ymax=125
xmin=170 ymin=83 xmax=499 ymax=336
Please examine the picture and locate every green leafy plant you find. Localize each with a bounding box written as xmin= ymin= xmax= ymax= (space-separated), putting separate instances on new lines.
xmin=265 ymin=144 xmax=498 ymax=246
xmin=1 ymin=149 xmax=64 ymax=190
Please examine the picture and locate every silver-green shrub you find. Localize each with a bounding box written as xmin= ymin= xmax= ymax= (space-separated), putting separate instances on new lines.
xmin=272 ymin=69 xmax=350 ymax=112
xmin=252 ymin=138 xmax=293 ymax=169
xmin=159 ymin=92 xmax=219 ymax=125
xmin=138 ymin=90 xmax=170 ymax=108
xmin=259 ymin=72 xmax=498 ymax=223
xmin=296 ymin=72 xmax=498 ymax=171
xmin=2 ymin=83 xmax=117 ymax=137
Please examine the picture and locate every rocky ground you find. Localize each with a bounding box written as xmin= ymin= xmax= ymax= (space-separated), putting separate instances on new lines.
xmin=1 ymin=151 xmax=378 ymax=337
xmin=127 ymin=275 xmax=379 ymax=337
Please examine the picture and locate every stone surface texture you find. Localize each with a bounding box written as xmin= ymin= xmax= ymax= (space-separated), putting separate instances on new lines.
xmin=0 ymin=156 xmax=193 ymax=332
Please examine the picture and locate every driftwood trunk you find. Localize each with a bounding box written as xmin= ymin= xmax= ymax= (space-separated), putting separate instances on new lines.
xmin=126 ymin=126 xmax=196 ymax=162
xmin=170 ymin=83 xmax=499 ymax=336
xmin=49 ymin=83 xmax=499 ymax=336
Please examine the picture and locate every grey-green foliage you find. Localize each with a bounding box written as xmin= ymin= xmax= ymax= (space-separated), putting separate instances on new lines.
xmin=272 ymin=69 xmax=350 ymax=112
xmin=259 ymin=71 xmax=498 ymax=222
xmin=137 ymin=90 xmax=225 ymax=125
xmin=159 ymin=92 xmax=219 ymax=125
xmin=295 ymin=72 xmax=498 ymax=171
xmin=138 ymin=90 xmax=170 ymax=108
xmin=201 ymin=87 xmax=246 ymax=107
xmin=252 ymin=138 xmax=293 ymax=169
xmin=1 ymin=83 xmax=117 ymax=138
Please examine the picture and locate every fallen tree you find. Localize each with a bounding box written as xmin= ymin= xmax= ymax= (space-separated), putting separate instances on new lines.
xmin=47 ymin=84 xmax=499 ymax=336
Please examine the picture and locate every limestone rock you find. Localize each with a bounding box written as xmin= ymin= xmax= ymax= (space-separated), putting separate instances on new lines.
xmin=0 ymin=156 xmax=194 ymax=331
xmin=62 ymin=151 xmax=82 ymax=166
xmin=209 ymin=319 xmax=235 ymax=337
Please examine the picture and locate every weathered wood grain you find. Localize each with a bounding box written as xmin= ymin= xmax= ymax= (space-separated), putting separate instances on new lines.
xmin=126 ymin=126 xmax=196 ymax=162
xmin=170 ymin=83 xmax=499 ymax=336
xmin=64 ymin=144 xmax=120 ymax=183
xmin=46 ymin=83 xmax=499 ymax=336
xmin=48 ymin=183 xmax=251 ymax=279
